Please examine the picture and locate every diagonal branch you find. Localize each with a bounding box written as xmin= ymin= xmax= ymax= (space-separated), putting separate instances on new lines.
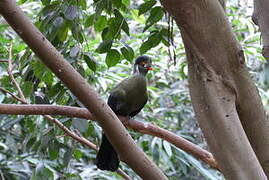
xmin=0 ymin=103 xmax=219 ymax=170
xmin=1 ymin=47 xmax=132 ymax=179
xmin=0 ymin=1 xmax=167 ymax=179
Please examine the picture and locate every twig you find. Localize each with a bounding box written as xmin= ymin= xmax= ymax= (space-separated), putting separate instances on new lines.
xmin=2 ymin=46 xmax=132 ymax=179
xmin=0 ymin=59 xmax=8 ymax=63
xmin=0 ymin=87 xmax=26 ymax=103
xmin=0 ymin=96 xmax=131 ymax=179
xmin=7 ymin=43 xmax=26 ymax=101
xmin=0 ymin=170 xmax=5 ymax=180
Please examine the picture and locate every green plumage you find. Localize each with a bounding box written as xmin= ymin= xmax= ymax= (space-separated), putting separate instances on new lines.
xmin=96 ymin=55 xmax=152 ymax=171
xmin=109 ymin=74 xmax=148 ymax=116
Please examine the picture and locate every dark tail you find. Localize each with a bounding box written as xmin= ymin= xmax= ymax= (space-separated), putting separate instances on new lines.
xmin=96 ymin=134 xmax=119 ymax=171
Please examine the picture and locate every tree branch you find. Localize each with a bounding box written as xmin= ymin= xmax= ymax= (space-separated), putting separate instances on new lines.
xmin=0 ymin=59 xmax=8 ymax=63
xmin=0 ymin=1 xmax=167 ymax=179
xmin=0 ymin=104 xmax=219 ymax=170
xmin=253 ymin=0 xmax=269 ymax=61
xmin=7 ymin=43 xmax=26 ymax=101
xmin=1 ymin=60 xmax=131 ymax=180
xmin=160 ymin=0 xmax=268 ymax=178
xmin=0 ymin=87 xmax=131 ymax=179
xmin=0 ymin=87 xmax=26 ymax=103
xmin=1 ymin=44 xmax=131 ymax=180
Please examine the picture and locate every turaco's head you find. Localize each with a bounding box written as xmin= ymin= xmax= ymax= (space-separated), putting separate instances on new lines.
xmin=133 ymin=55 xmax=153 ymax=76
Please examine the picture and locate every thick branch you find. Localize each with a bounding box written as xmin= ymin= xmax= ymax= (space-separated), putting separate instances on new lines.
xmin=252 ymin=0 xmax=269 ymax=61
xmin=161 ymin=0 xmax=267 ymax=179
xmin=0 ymin=104 xmax=219 ymax=170
xmin=0 ymin=1 xmax=167 ymax=179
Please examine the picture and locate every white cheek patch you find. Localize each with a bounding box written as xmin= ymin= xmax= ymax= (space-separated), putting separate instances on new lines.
xmin=136 ymin=65 xmax=140 ymax=73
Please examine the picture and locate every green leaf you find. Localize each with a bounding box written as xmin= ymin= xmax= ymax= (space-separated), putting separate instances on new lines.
xmin=73 ymin=149 xmax=83 ymax=160
xmin=41 ymin=0 xmax=51 ymax=5
xmin=63 ymin=149 xmax=72 ymax=167
xmin=0 ymin=94 xmax=4 ymax=103
xmin=53 ymin=17 xmax=63 ymax=27
xmin=57 ymin=22 xmax=69 ymax=42
xmin=138 ymin=0 xmax=156 ymax=15
xmin=120 ymin=45 xmax=134 ymax=62
xmin=71 ymin=25 xmax=84 ymax=43
xmin=43 ymin=71 xmax=54 ymax=87
xmin=101 ymin=27 xmax=112 ymax=40
xmin=114 ymin=9 xmax=129 ymax=35
xmin=131 ymin=10 xmax=146 ymax=24
xmin=72 ymin=118 xmax=88 ymax=133
xmin=122 ymin=0 xmax=130 ymax=6
xmin=22 ymin=81 xmax=33 ymax=98
xmin=78 ymin=0 xmax=87 ymax=10
xmin=108 ymin=17 xmax=122 ymax=39
xmin=112 ymin=0 xmax=122 ymax=8
xmin=94 ymin=15 xmax=107 ymax=32
xmin=85 ymin=14 xmax=95 ymax=27
xmin=122 ymin=19 xmax=129 ymax=36
xmin=160 ymin=28 xmax=170 ymax=46
xmin=35 ymin=163 xmax=45 ymax=176
xmin=144 ymin=6 xmax=164 ymax=31
xmin=163 ymin=141 xmax=172 ymax=157
xmin=140 ymin=32 xmax=161 ymax=54
xmin=64 ymin=5 xmax=78 ymax=20
xmin=106 ymin=49 xmax=121 ymax=67
xmin=48 ymin=141 xmax=59 ymax=160
xmin=96 ymin=40 xmax=113 ymax=53
xmin=70 ymin=45 xmax=80 ymax=58
xmin=83 ymin=54 xmax=97 ymax=72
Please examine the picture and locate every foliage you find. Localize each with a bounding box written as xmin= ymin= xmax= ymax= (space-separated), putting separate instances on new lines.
xmin=0 ymin=0 xmax=265 ymax=179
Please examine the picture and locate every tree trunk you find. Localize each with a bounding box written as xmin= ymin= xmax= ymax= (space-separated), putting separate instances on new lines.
xmin=253 ymin=0 xmax=269 ymax=61
xmin=161 ymin=0 xmax=268 ymax=179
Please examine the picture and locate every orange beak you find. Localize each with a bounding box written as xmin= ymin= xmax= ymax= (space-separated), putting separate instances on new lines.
xmin=147 ymin=67 xmax=153 ymax=70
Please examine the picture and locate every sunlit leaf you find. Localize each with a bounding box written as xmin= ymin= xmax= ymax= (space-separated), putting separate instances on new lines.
xmin=64 ymin=5 xmax=78 ymax=20
xmin=94 ymin=15 xmax=107 ymax=32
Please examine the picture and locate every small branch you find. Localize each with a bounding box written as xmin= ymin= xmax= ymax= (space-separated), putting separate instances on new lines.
xmin=44 ymin=115 xmax=98 ymax=150
xmin=0 ymin=104 xmax=220 ymax=170
xmin=0 ymin=59 xmax=8 ymax=63
xmin=2 ymin=45 xmax=131 ymax=179
xmin=0 ymin=95 xmax=131 ymax=180
xmin=0 ymin=2 xmax=163 ymax=179
xmin=7 ymin=44 xmax=26 ymax=101
xmin=0 ymin=87 xmax=26 ymax=103
xmin=0 ymin=170 xmax=5 ymax=180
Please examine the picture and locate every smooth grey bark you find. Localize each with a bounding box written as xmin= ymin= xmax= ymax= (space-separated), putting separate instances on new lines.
xmin=0 ymin=1 xmax=168 ymax=179
xmin=253 ymin=0 xmax=269 ymax=61
xmin=161 ymin=0 xmax=268 ymax=179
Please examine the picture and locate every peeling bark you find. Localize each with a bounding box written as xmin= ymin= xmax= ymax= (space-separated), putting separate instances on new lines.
xmin=161 ymin=0 xmax=268 ymax=179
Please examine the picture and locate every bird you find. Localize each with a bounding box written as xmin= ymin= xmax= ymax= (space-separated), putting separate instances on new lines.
xmin=95 ymin=55 xmax=153 ymax=171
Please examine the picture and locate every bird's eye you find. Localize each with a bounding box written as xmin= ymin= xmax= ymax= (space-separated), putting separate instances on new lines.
xmin=140 ymin=62 xmax=146 ymax=67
